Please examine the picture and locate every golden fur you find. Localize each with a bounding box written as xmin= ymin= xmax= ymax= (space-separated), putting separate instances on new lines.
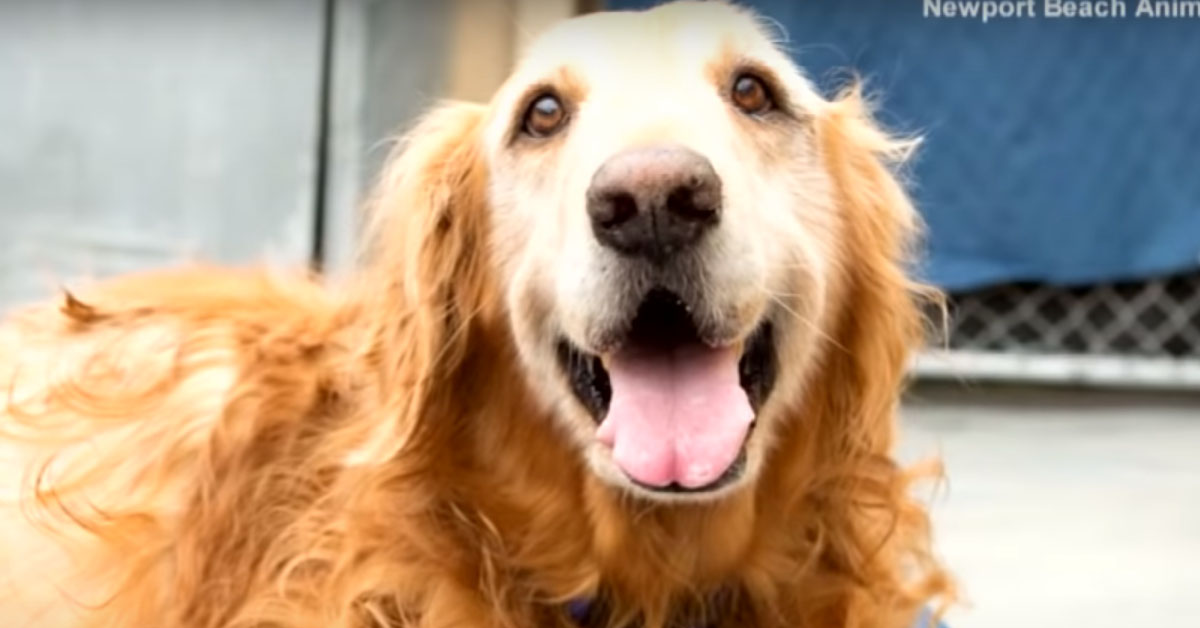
xmin=0 ymin=3 xmax=952 ymax=627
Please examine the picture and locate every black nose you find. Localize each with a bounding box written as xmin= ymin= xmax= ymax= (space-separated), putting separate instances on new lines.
xmin=586 ymin=145 xmax=721 ymax=262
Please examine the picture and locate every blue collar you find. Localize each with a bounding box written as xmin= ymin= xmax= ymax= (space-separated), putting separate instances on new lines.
xmin=566 ymin=598 xmax=716 ymax=628
xmin=566 ymin=599 xmax=946 ymax=628
xmin=566 ymin=598 xmax=596 ymax=626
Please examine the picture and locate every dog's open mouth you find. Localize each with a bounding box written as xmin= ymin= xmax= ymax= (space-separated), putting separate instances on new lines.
xmin=556 ymin=289 xmax=777 ymax=494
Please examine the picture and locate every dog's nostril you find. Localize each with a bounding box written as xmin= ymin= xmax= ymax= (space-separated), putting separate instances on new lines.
xmin=665 ymin=185 xmax=716 ymax=222
xmin=599 ymin=192 xmax=639 ymax=229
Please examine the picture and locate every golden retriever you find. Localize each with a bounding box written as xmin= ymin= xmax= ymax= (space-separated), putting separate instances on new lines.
xmin=0 ymin=2 xmax=952 ymax=627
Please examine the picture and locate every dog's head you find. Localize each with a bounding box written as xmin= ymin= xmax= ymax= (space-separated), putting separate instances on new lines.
xmin=370 ymin=1 xmax=923 ymax=503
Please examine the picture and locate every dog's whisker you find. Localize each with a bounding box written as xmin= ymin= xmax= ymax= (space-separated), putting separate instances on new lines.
xmin=764 ymin=291 xmax=846 ymax=354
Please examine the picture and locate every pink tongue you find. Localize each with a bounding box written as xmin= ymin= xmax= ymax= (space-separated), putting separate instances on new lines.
xmin=596 ymin=343 xmax=754 ymax=489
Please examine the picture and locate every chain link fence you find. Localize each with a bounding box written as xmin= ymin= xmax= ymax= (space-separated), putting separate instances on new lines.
xmin=944 ymin=272 xmax=1200 ymax=358
xmin=918 ymin=271 xmax=1200 ymax=388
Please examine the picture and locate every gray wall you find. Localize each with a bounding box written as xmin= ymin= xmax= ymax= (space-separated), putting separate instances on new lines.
xmin=0 ymin=0 xmax=454 ymax=310
xmin=321 ymin=0 xmax=453 ymax=275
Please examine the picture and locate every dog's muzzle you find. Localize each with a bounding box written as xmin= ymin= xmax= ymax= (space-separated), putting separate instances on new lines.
xmin=557 ymin=288 xmax=777 ymax=494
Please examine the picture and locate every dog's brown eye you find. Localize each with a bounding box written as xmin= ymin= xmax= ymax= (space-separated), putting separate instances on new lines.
xmin=731 ymin=73 xmax=774 ymax=115
xmin=523 ymin=93 xmax=568 ymax=138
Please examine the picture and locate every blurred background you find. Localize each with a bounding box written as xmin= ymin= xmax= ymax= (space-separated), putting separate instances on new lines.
xmin=1 ymin=1 xmax=1197 ymax=626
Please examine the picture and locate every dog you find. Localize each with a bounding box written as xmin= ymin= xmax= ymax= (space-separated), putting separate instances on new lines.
xmin=0 ymin=2 xmax=952 ymax=627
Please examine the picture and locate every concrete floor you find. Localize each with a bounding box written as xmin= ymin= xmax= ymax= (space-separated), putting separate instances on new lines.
xmin=899 ymin=384 xmax=1200 ymax=628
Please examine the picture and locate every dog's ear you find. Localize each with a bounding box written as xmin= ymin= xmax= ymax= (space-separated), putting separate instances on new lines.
xmin=357 ymin=102 xmax=496 ymax=434
xmin=813 ymin=82 xmax=928 ymax=453
xmin=796 ymin=84 xmax=952 ymax=618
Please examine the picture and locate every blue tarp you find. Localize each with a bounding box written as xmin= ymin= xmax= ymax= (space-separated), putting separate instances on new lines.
xmin=607 ymin=0 xmax=1200 ymax=291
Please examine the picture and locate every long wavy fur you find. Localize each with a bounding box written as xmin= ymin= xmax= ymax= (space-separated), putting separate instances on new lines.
xmin=0 ymin=85 xmax=952 ymax=627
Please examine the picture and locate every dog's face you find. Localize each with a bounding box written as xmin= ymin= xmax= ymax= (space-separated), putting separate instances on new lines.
xmin=481 ymin=2 xmax=845 ymax=501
